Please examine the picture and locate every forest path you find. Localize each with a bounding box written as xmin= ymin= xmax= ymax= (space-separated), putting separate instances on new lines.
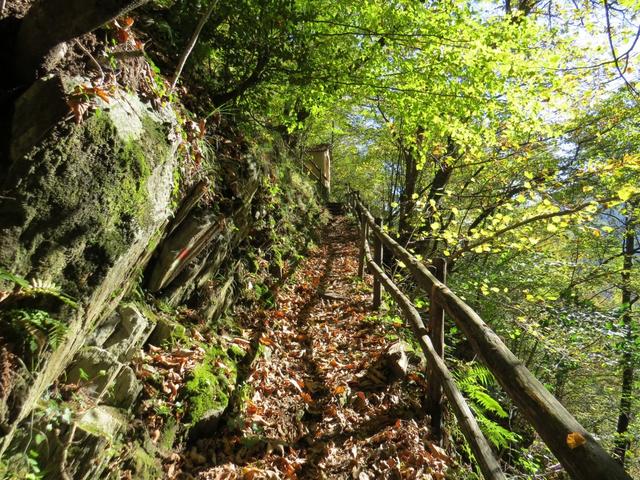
xmin=183 ymin=216 xmax=452 ymax=479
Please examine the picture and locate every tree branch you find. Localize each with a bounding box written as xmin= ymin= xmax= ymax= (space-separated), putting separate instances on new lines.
xmin=452 ymin=199 xmax=615 ymax=259
xmin=170 ymin=0 xmax=219 ymax=92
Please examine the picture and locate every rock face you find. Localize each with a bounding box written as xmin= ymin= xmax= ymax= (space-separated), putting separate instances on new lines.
xmin=0 ymin=72 xmax=325 ymax=478
xmin=19 ymin=405 xmax=129 ymax=480
xmin=101 ymin=304 xmax=155 ymax=362
xmin=1 ymin=76 xmax=178 ymax=297
xmin=0 ymin=74 xmax=179 ymax=454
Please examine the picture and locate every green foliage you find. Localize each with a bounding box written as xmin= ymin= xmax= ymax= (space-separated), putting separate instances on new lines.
xmin=0 ymin=451 xmax=43 ymax=480
xmin=8 ymin=309 xmax=68 ymax=354
xmin=0 ymin=267 xmax=29 ymax=289
xmin=454 ymin=363 xmax=520 ymax=449
xmin=0 ymin=268 xmax=77 ymax=308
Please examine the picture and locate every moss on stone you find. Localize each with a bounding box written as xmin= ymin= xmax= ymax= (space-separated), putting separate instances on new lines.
xmin=130 ymin=444 xmax=163 ymax=480
xmin=184 ymin=346 xmax=237 ymax=424
xmin=0 ymin=105 xmax=174 ymax=298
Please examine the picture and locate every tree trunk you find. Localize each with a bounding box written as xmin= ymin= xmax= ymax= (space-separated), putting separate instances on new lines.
xmin=398 ymin=147 xmax=417 ymax=245
xmin=613 ymin=211 xmax=637 ymax=465
xmin=14 ymin=0 xmax=150 ymax=83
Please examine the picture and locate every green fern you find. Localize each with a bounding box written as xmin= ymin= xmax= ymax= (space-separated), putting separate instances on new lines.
xmin=47 ymin=321 xmax=68 ymax=349
xmin=26 ymin=278 xmax=78 ymax=308
xmin=469 ymin=390 xmax=508 ymax=418
xmin=0 ymin=267 xmax=29 ymax=289
xmin=454 ymin=362 xmax=520 ymax=449
xmin=0 ymin=267 xmax=77 ymax=308
xmin=9 ymin=309 xmax=68 ymax=352
xmin=475 ymin=413 xmax=521 ymax=449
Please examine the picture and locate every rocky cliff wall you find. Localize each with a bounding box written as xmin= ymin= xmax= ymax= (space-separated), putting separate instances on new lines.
xmin=0 ymin=73 xmax=325 ymax=479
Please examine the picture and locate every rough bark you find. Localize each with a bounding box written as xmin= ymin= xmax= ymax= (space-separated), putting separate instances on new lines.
xmin=397 ymin=146 xmax=417 ymax=245
xmin=210 ymin=51 xmax=270 ymax=106
xmin=14 ymin=0 xmax=150 ymax=83
xmin=613 ymin=212 xmax=636 ymax=465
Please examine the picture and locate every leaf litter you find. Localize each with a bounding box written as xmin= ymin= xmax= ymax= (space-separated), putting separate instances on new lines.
xmin=180 ymin=216 xmax=452 ymax=479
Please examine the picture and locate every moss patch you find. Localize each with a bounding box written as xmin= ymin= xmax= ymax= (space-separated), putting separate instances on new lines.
xmin=129 ymin=444 xmax=163 ymax=480
xmin=0 ymin=106 xmax=174 ymax=297
xmin=184 ymin=346 xmax=238 ymax=423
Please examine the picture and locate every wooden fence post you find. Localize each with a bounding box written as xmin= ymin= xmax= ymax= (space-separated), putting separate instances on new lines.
xmin=358 ymin=216 xmax=368 ymax=278
xmin=427 ymin=257 xmax=447 ymax=440
xmin=372 ymin=217 xmax=383 ymax=309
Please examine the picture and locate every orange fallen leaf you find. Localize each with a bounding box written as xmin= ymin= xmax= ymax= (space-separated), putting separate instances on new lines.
xmin=116 ymin=28 xmax=130 ymax=43
xmin=300 ymin=392 xmax=313 ymax=403
xmin=246 ymin=401 xmax=258 ymax=415
xmin=92 ymin=87 xmax=110 ymax=104
xmin=566 ymin=431 xmax=586 ymax=449
xmin=259 ymin=336 xmax=274 ymax=346
xmin=242 ymin=467 xmax=260 ymax=480
xmin=333 ymin=385 xmax=346 ymax=395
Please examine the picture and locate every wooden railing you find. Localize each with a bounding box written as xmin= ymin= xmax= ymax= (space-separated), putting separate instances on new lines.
xmin=346 ymin=190 xmax=631 ymax=480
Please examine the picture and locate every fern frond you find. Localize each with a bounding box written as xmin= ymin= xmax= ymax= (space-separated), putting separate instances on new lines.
xmin=469 ymin=365 xmax=493 ymax=387
xmin=476 ymin=415 xmax=521 ymax=449
xmin=47 ymin=321 xmax=68 ymax=349
xmin=470 ymin=389 xmax=508 ymax=418
xmin=0 ymin=267 xmax=29 ymax=288
xmin=9 ymin=309 xmax=67 ymax=352
xmin=22 ymin=277 xmax=78 ymax=308
xmin=29 ymin=278 xmax=60 ymax=293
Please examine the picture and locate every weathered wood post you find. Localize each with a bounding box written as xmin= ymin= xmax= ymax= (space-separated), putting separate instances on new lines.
xmin=355 ymin=191 xmax=363 ymax=223
xmin=358 ymin=214 xmax=368 ymax=278
xmin=427 ymin=257 xmax=447 ymax=440
xmin=373 ymin=217 xmax=383 ymax=309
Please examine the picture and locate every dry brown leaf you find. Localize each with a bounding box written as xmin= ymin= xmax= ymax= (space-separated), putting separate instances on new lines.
xmin=67 ymin=97 xmax=89 ymax=124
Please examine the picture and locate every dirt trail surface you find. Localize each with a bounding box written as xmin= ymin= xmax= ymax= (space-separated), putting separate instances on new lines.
xmin=184 ymin=216 xmax=451 ymax=479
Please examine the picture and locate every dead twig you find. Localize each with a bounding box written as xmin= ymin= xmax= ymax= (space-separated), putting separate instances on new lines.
xmin=170 ymin=0 xmax=219 ymax=92
xmin=75 ymin=39 xmax=105 ymax=84
xmin=60 ymin=422 xmax=77 ymax=480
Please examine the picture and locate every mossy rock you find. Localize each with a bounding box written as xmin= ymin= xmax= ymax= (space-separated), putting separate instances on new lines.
xmin=0 ymin=78 xmax=178 ymax=299
xmin=0 ymin=82 xmax=179 ymax=450
xmin=127 ymin=444 xmax=164 ymax=480
xmin=184 ymin=346 xmax=238 ymax=436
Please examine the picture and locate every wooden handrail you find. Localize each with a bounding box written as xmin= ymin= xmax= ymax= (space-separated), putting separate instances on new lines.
xmin=347 ymin=190 xmax=631 ymax=480
xmin=363 ymin=238 xmax=506 ymax=480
